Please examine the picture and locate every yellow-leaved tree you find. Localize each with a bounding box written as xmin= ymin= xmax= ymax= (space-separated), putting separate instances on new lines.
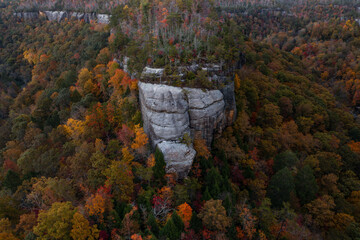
xmin=71 ymin=212 xmax=99 ymax=240
xmin=131 ymin=124 xmax=148 ymax=154
xmin=33 ymin=202 xmax=75 ymax=240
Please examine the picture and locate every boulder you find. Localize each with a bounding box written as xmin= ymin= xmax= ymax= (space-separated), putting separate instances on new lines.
xmin=157 ymin=141 xmax=196 ymax=179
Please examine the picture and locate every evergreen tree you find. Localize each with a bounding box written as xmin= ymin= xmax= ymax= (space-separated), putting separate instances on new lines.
xmin=202 ymin=187 xmax=212 ymax=201
xmin=273 ymin=150 xmax=299 ymax=172
xmin=147 ymin=213 xmax=160 ymax=237
xmin=190 ymin=212 xmax=202 ymax=233
xmin=159 ymin=219 xmax=178 ymax=240
xmin=171 ymin=211 xmax=184 ymax=234
xmin=153 ymin=147 xmax=166 ymax=186
xmin=223 ymin=195 xmax=232 ymax=214
xmin=267 ymin=167 xmax=295 ymax=208
xmin=206 ymin=167 xmax=223 ymax=197
xmin=3 ymin=170 xmax=21 ymax=193
xmin=295 ymin=165 xmax=318 ymax=204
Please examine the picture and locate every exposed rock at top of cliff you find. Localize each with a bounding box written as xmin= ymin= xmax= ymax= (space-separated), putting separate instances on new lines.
xmin=13 ymin=11 xmax=110 ymax=24
xmin=138 ymin=81 xmax=236 ymax=178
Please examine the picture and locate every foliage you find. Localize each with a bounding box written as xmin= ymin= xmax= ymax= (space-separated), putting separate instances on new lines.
xmin=33 ymin=202 xmax=76 ymax=240
xmin=198 ymin=199 xmax=231 ymax=232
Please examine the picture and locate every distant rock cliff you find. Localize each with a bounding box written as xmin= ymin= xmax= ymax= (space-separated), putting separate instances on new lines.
xmin=138 ymin=81 xmax=236 ymax=178
xmin=14 ymin=11 xmax=110 ymax=24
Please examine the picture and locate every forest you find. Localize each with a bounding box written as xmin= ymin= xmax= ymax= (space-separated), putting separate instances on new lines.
xmin=2 ymin=0 xmax=360 ymax=240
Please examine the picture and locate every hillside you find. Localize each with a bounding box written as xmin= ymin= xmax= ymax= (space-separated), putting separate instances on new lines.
xmin=1 ymin=1 xmax=360 ymax=240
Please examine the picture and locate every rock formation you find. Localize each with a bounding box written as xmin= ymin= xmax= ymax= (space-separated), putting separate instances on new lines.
xmin=14 ymin=11 xmax=110 ymax=24
xmin=138 ymin=81 xmax=236 ymax=178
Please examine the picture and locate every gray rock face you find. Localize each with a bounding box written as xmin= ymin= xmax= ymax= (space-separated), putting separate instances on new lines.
xmin=13 ymin=12 xmax=39 ymax=20
xmin=14 ymin=11 xmax=111 ymax=24
xmin=157 ymin=141 xmax=196 ymax=179
xmin=97 ymin=14 xmax=110 ymax=24
xmin=44 ymin=11 xmax=67 ymax=22
xmin=138 ymin=81 xmax=236 ymax=177
xmin=139 ymin=82 xmax=190 ymax=145
xmin=185 ymin=88 xmax=226 ymax=146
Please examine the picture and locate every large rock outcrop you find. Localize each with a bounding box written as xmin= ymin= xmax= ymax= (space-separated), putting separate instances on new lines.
xmin=138 ymin=81 xmax=236 ymax=178
xmin=14 ymin=11 xmax=110 ymax=24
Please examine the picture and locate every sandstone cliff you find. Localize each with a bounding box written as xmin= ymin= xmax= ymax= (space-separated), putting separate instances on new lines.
xmin=14 ymin=11 xmax=110 ymax=24
xmin=138 ymin=81 xmax=236 ymax=178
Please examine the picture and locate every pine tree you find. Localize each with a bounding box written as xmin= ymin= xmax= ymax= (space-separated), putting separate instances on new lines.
xmin=3 ymin=170 xmax=21 ymax=193
xmin=153 ymin=147 xmax=166 ymax=185
xmin=206 ymin=167 xmax=222 ymax=198
xmin=202 ymin=187 xmax=212 ymax=201
xmin=190 ymin=212 xmax=202 ymax=233
xmin=295 ymin=165 xmax=318 ymax=204
xmin=171 ymin=211 xmax=184 ymax=234
xmin=160 ymin=219 xmax=178 ymax=240
xmin=267 ymin=167 xmax=295 ymax=208
xmin=147 ymin=213 xmax=160 ymax=237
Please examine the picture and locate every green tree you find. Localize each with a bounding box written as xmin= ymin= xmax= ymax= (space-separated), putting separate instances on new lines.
xmin=273 ymin=150 xmax=299 ymax=172
xmin=171 ymin=211 xmax=184 ymax=234
xmin=267 ymin=167 xmax=295 ymax=208
xmin=3 ymin=170 xmax=21 ymax=193
xmin=153 ymin=147 xmax=166 ymax=185
xmin=147 ymin=213 xmax=160 ymax=237
xmin=190 ymin=212 xmax=202 ymax=233
xmin=205 ymin=167 xmax=223 ymax=198
xmin=159 ymin=218 xmax=178 ymax=240
xmin=295 ymin=165 xmax=318 ymax=204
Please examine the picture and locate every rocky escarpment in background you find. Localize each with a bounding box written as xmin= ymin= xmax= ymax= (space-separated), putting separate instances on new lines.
xmin=13 ymin=11 xmax=110 ymax=24
xmin=138 ymin=81 xmax=236 ymax=178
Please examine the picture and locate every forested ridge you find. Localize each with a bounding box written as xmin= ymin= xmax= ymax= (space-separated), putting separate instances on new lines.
xmin=2 ymin=1 xmax=360 ymax=240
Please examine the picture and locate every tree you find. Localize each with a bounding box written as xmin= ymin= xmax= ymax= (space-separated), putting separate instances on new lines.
xmin=306 ymin=195 xmax=335 ymax=229
xmin=177 ymin=202 xmax=193 ymax=227
xmin=194 ymin=138 xmax=211 ymax=160
xmin=237 ymin=204 xmax=257 ymax=240
xmin=85 ymin=187 xmax=112 ymax=222
xmin=198 ymin=199 xmax=231 ymax=232
xmin=273 ymin=150 xmax=299 ymax=172
xmin=71 ymin=212 xmax=100 ymax=240
xmin=103 ymin=160 xmax=134 ymax=202
xmin=77 ymin=68 xmax=93 ymax=95
xmin=205 ymin=167 xmax=223 ymax=198
xmin=2 ymin=170 xmax=21 ymax=193
xmin=333 ymin=213 xmax=355 ymax=231
xmin=33 ymin=202 xmax=75 ymax=240
xmin=131 ymin=124 xmax=148 ymax=154
xmin=267 ymin=167 xmax=295 ymax=208
xmin=147 ymin=213 xmax=160 ymax=236
xmin=295 ymin=165 xmax=318 ymax=204
xmin=171 ymin=211 xmax=185 ymax=234
xmin=159 ymin=218 xmax=179 ymax=240
xmin=121 ymin=207 xmax=140 ymax=239
xmin=258 ymin=103 xmax=283 ymax=127
xmin=28 ymin=177 xmax=76 ymax=209
xmin=117 ymin=124 xmax=134 ymax=147
xmin=62 ymin=118 xmax=85 ymax=140
xmin=16 ymin=212 xmax=37 ymax=238
xmin=0 ymin=218 xmax=19 ymax=240
xmin=153 ymin=147 xmax=166 ymax=185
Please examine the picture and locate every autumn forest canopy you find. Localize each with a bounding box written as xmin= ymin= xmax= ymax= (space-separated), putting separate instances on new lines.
xmin=3 ymin=0 xmax=360 ymax=240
